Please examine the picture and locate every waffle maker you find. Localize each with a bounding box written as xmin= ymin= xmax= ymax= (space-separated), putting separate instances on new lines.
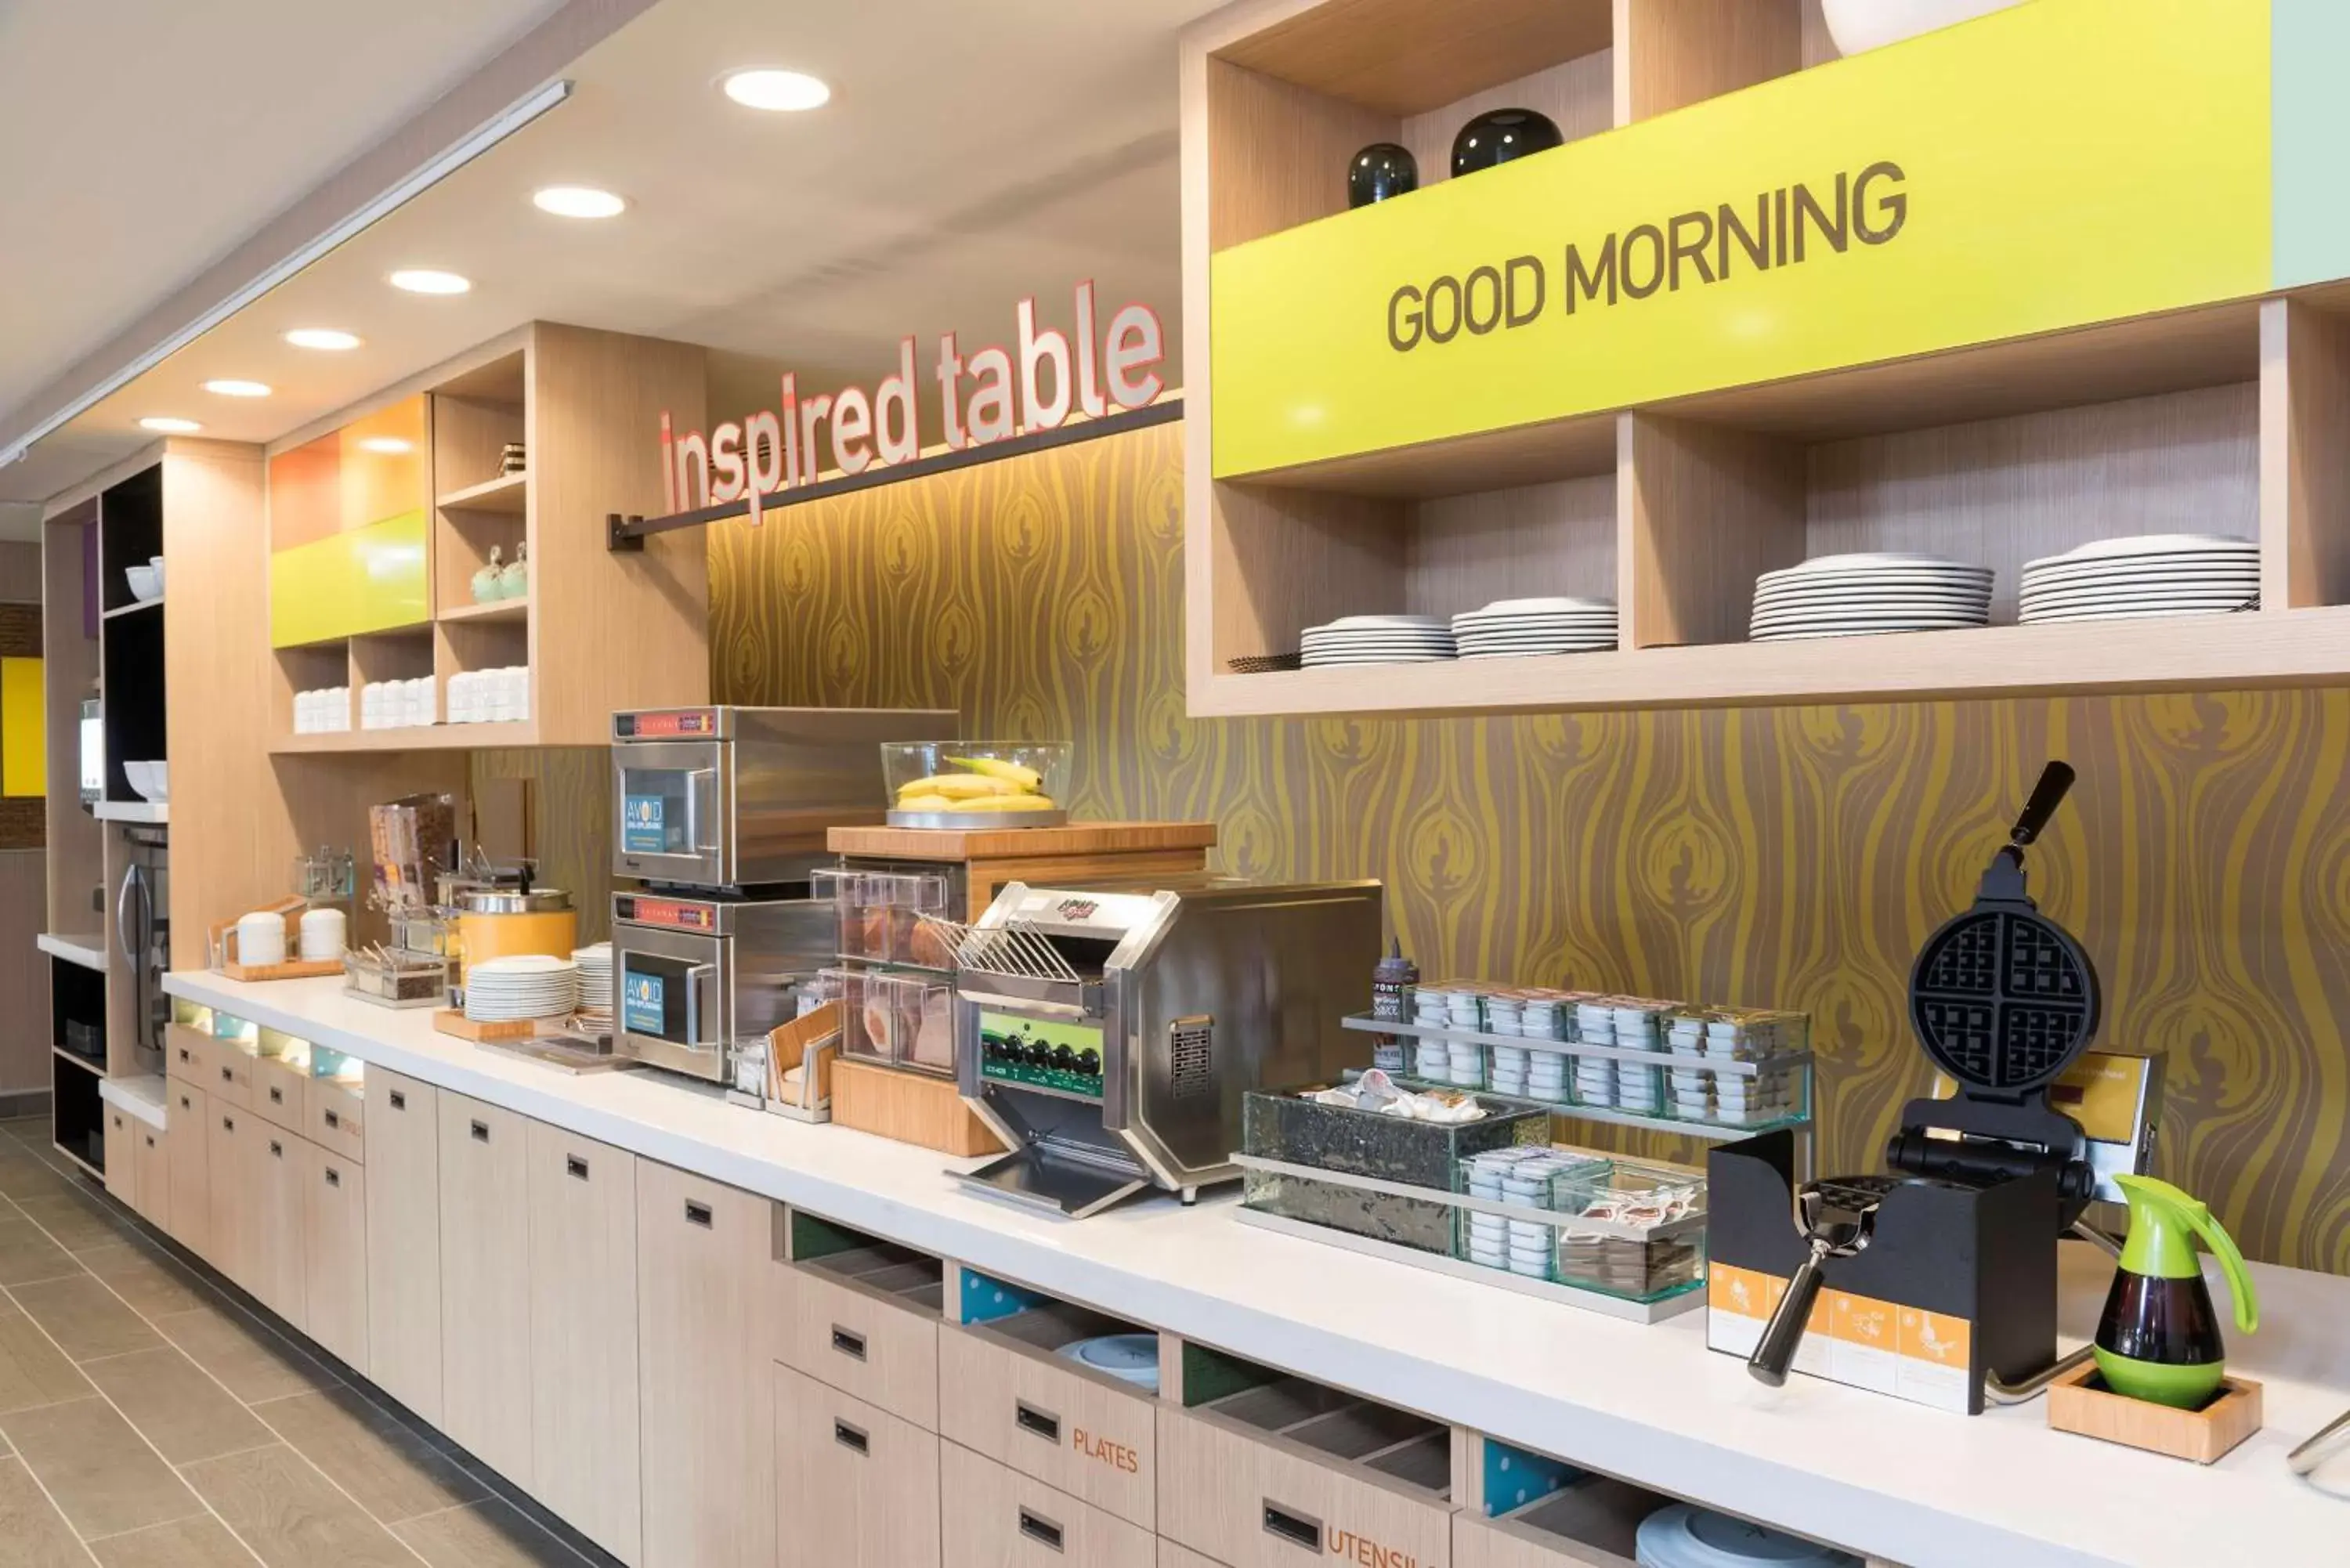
xmin=1883 ymin=761 xmax=2102 ymax=1223
xmin=1717 ymin=761 xmax=2107 ymax=1411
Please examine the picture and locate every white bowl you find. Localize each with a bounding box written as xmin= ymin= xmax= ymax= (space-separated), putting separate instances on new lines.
xmin=123 ymin=761 xmax=168 ymax=802
xmin=125 ymin=565 xmax=161 ymax=602
xmin=1820 ymin=0 xmax=2026 ymax=56
xmin=148 ymin=555 xmax=166 ymax=594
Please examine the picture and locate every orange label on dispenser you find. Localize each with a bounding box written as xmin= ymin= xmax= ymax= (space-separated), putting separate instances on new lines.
xmin=1707 ymin=1271 xmax=1975 ymax=1413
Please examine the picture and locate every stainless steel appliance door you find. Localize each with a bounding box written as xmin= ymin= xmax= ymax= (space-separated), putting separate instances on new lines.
xmin=613 ymin=922 xmax=729 ymax=1080
xmin=612 ymin=739 xmax=732 ymax=885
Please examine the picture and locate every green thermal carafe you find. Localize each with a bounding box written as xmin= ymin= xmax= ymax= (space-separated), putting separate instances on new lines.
xmin=2093 ymin=1174 xmax=2259 ymax=1409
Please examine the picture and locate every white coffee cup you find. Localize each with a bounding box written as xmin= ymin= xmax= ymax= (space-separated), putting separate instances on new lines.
xmin=237 ymin=911 xmax=287 ymax=967
xmin=298 ymin=907 xmax=346 ymax=962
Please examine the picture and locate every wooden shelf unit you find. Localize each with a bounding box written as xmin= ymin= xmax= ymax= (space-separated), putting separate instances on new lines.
xmin=266 ymin=323 xmax=707 ymax=753
xmin=1180 ymin=0 xmax=2335 ymax=717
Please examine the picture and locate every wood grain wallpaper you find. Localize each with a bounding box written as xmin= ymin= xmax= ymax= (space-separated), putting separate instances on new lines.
xmin=703 ymin=420 xmax=2350 ymax=1273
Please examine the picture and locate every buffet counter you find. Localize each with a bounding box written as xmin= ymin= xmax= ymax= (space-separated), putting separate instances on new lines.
xmin=163 ymin=969 xmax=2350 ymax=1568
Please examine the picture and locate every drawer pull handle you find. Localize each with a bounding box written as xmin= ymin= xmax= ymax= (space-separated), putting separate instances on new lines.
xmin=389 ymin=1089 xmax=407 ymax=1111
xmin=178 ymin=1047 xmax=191 ymax=1064
xmin=470 ymin=1119 xmax=490 ymax=1143
xmin=222 ymin=1115 xmax=235 ymax=1132
xmin=1018 ymin=1508 xmax=1065 ymax=1552
xmin=144 ymin=1134 xmax=155 ymax=1148
xmin=567 ymin=1155 xmax=589 ymax=1181
xmin=1014 ymin=1400 xmax=1060 ymax=1445
xmin=685 ymin=1201 xmax=713 ymax=1229
xmin=220 ymin=1067 xmax=233 ymax=1084
xmin=830 ymin=1325 xmax=867 ymax=1361
xmin=324 ymin=1110 xmax=341 ymax=1129
xmin=1264 ymin=1502 xmax=1323 ymax=1552
xmin=325 ymin=1168 xmax=342 ymax=1188
xmin=269 ymin=1086 xmax=284 ymax=1104
xmin=179 ymin=1095 xmax=190 ymax=1111
xmin=269 ymin=1140 xmax=284 ymax=1159
xmin=832 ymin=1418 xmax=869 ymax=1456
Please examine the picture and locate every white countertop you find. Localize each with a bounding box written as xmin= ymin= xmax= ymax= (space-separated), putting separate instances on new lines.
xmin=98 ymin=1073 xmax=166 ymax=1129
xmin=37 ymin=933 xmax=107 ymax=972
xmin=164 ymin=969 xmax=2350 ymax=1568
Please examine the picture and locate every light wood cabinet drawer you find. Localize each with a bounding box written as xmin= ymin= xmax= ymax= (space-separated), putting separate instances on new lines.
xmin=306 ymin=1075 xmax=364 ymax=1163
xmin=786 ymin=1240 xmax=942 ymax=1431
xmin=1156 ymin=1384 xmax=1455 ymax=1568
xmin=200 ymin=1035 xmax=254 ymax=1111
xmin=776 ymin=1364 xmax=941 ymax=1568
xmin=638 ymin=1162 xmax=778 ymax=1568
xmin=103 ymin=1107 xmax=138 ymax=1210
xmin=364 ymin=1069 xmax=442 ymax=1424
xmin=526 ymin=1122 xmax=641 ymax=1567
xmin=938 ymin=1302 xmax=1157 ymax=1530
xmin=165 ymin=1082 xmax=210 ymax=1256
xmin=437 ymin=1091 xmax=534 ymax=1490
xmin=164 ymin=1023 xmax=208 ymax=1087
xmin=942 ymin=1440 xmax=1152 ymax=1568
xmin=253 ymin=1053 xmax=308 ymax=1134
xmin=252 ymin=1123 xmax=309 ymax=1328
xmin=302 ymin=1141 xmax=368 ymax=1372
xmin=130 ymin=1119 xmax=169 ymax=1233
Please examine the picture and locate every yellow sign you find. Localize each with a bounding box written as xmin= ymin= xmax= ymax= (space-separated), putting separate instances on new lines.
xmin=1209 ymin=0 xmax=2271 ymax=477
xmin=0 ymin=658 xmax=43 ymax=797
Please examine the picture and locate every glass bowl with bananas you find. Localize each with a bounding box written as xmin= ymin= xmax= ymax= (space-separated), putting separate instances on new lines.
xmin=881 ymin=742 xmax=1072 ymax=829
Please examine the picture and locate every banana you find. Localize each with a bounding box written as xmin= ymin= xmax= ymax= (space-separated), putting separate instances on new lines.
xmin=945 ymin=793 xmax=1058 ymax=813
xmin=896 ymin=772 xmax=1015 ymax=800
xmin=895 ymin=793 xmax=959 ymax=812
xmin=947 ymin=755 xmax=1045 ymax=792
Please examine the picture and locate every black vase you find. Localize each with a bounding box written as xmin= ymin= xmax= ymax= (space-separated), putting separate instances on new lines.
xmin=1347 ymin=142 xmax=1419 ymax=208
xmin=1450 ymin=107 xmax=1564 ymax=178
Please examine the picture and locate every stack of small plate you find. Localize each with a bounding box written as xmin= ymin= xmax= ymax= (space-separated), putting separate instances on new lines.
xmin=464 ymin=954 xmax=579 ymax=1024
xmin=1450 ymin=597 xmax=1618 ymax=658
xmin=2019 ymin=534 xmax=2259 ymax=624
xmin=1750 ymin=553 xmax=1994 ymax=641
xmin=573 ymin=944 xmax=613 ymax=1031
xmin=1300 ymin=615 xmax=1456 ymax=667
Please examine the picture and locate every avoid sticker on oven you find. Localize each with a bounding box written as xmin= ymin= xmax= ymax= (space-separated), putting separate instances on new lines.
xmin=623 ymin=971 xmax=667 ymax=1035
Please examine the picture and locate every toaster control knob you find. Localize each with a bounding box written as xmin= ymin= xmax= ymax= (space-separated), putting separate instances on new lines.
xmin=1050 ymin=1044 xmax=1078 ymax=1071
xmin=1077 ymin=1049 xmax=1102 ymax=1077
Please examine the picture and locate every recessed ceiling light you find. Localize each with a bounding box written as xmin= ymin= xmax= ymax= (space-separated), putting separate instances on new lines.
xmin=389 ymin=269 xmax=472 ymax=295
xmin=533 ymin=185 xmax=627 ymax=219
xmin=202 ymin=379 xmax=272 ymax=398
xmin=721 ymin=68 xmax=830 ymax=112
xmin=284 ymin=327 xmax=362 ymax=351
xmin=138 ymin=416 xmax=201 ymax=434
xmin=357 ymin=436 xmax=414 ymax=455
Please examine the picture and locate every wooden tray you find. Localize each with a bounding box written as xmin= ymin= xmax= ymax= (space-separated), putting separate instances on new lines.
xmin=219 ymin=957 xmax=346 ymax=982
xmin=2047 ymin=1362 xmax=2262 ymax=1464
xmin=827 ymin=820 xmax=1217 ymax=858
xmin=432 ymin=1009 xmax=573 ymax=1044
xmin=831 ymin=1058 xmax=1004 ymax=1157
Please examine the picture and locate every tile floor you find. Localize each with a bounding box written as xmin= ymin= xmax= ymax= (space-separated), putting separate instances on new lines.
xmin=0 ymin=1116 xmax=620 ymax=1568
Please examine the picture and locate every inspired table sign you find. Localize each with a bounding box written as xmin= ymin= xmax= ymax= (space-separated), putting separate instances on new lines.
xmin=660 ymin=279 xmax=1165 ymax=517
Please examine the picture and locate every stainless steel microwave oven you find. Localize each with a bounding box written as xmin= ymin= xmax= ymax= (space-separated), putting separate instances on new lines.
xmin=610 ymin=891 xmax=833 ymax=1082
xmin=610 ymin=706 xmax=956 ymax=890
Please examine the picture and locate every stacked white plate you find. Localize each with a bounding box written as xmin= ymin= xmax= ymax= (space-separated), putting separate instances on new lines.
xmin=464 ymin=954 xmax=579 ymax=1023
xmin=573 ymin=943 xmax=613 ymax=1028
xmin=1300 ymin=615 xmax=1456 ymax=667
xmin=2018 ymin=534 xmax=2259 ymax=624
xmin=1450 ymin=597 xmax=1618 ymax=659
xmin=1750 ymin=553 xmax=1994 ymax=641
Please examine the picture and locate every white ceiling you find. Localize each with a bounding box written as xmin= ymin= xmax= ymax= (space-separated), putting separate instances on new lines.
xmin=4 ymin=0 xmax=1213 ymax=500
xmin=0 ymin=0 xmax=566 ymax=438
